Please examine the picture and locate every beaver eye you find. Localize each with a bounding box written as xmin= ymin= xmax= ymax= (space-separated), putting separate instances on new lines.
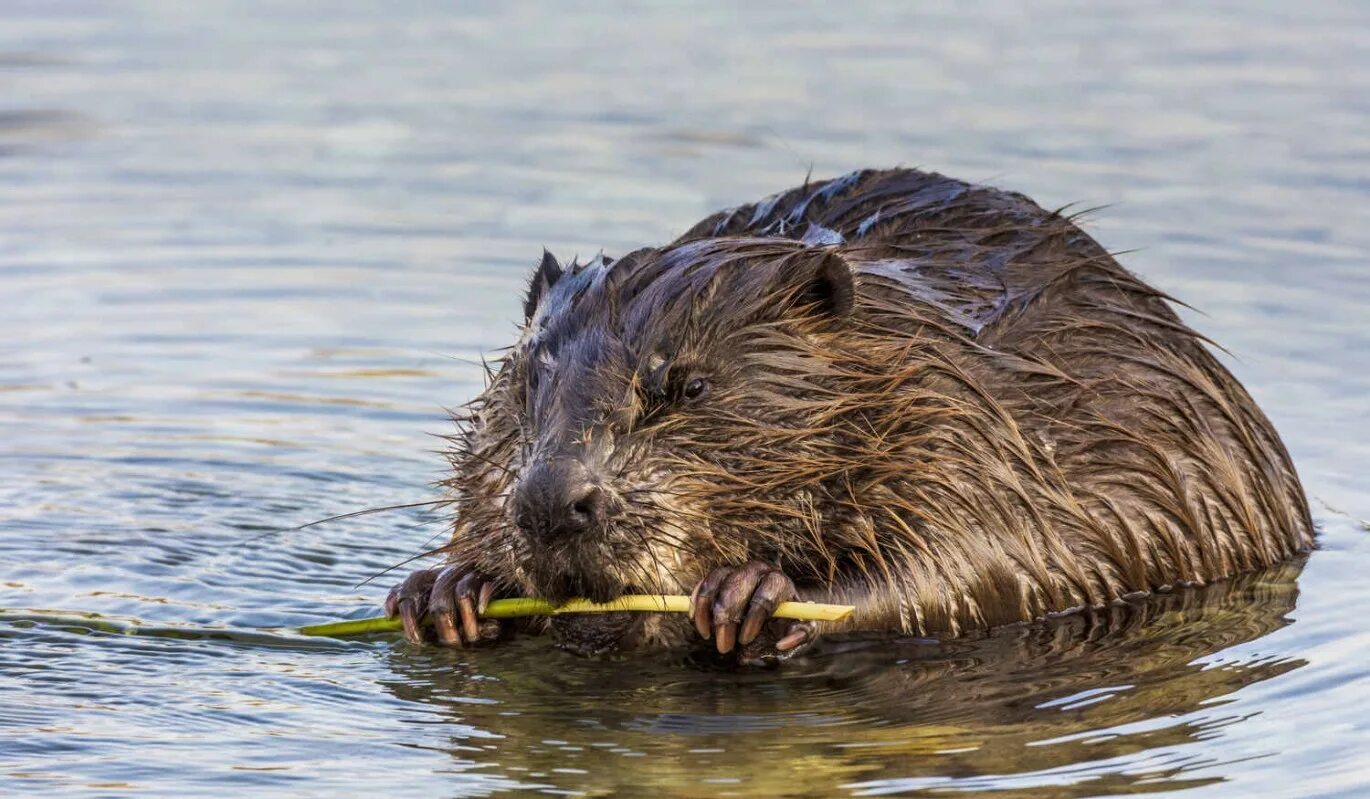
xmin=682 ymin=376 xmax=708 ymax=402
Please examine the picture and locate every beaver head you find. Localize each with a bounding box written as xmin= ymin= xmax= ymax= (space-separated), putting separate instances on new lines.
xmin=442 ymin=237 xmax=858 ymax=646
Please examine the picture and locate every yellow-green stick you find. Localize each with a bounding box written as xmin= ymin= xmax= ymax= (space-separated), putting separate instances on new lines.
xmin=298 ymin=594 xmax=854 ymax=638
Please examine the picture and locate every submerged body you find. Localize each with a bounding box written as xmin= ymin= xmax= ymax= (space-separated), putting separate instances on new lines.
xmin=387 ymin=168 xmax=1313 ymax=663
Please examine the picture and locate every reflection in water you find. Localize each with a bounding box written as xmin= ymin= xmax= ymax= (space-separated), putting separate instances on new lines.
xmin=379 ymin=562 xmax=1305 ymax=797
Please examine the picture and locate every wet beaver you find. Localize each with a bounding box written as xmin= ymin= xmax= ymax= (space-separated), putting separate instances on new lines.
xmin=386 ymin=168 xmax=1313 ymax=664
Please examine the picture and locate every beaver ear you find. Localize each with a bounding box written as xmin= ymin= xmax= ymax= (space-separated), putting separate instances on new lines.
xmin=794 ymin=250 xmax=856 ymax=318
xmin=523 ymin=249 xmax=563 ymax=320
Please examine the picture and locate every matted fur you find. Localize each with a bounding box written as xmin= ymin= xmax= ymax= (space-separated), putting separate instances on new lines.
xmin=438 ymin=168 xmax=1313 ymax=641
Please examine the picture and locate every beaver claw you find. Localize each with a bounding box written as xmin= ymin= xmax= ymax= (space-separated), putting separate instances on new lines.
xmin=690 ymin=561 xmax=819 ymax=665
xmin=384 ymin=566 xmax=501 ymax=647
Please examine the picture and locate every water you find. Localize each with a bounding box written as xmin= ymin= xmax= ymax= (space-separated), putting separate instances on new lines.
xmin=2 ymin=1 xmax=1368 ymax=796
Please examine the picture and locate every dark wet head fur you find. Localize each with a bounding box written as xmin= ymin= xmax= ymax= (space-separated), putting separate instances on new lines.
xmin=441 ymin=168 xmax=1313 ymax=648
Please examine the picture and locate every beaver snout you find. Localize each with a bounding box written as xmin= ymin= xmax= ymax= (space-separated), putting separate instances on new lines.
xmin=513 ymin=458 xmax=613 ymax=542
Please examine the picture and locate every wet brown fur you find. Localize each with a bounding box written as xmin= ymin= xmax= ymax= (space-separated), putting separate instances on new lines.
xmin=437 ymin=168 xmax=1313 ymax=642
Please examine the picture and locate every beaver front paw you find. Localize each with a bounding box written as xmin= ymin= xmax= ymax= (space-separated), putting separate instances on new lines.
xmin=384 ymin=566 xmax=502 ymax=647
xmin=689 ymin=561 xmax=819 ymax=666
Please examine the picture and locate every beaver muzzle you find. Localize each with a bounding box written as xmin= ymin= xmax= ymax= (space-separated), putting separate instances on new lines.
xmin=513 ymin=457 xmax=611 ymax=544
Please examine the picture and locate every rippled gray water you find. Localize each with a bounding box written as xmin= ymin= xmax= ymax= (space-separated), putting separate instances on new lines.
xmin=3 ymin=2 xmax=1369 ymax=796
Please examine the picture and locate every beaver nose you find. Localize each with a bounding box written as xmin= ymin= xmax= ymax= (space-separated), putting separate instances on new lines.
xmin=514 ymin=459 xmax=608 ymax=542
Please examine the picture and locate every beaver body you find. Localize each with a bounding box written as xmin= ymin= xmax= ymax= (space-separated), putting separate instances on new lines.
xmin=387 ymin=168 xmax=1313 ymax=661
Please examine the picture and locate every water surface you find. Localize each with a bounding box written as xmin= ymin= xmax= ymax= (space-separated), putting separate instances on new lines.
xmin=3 ymin=2 xmax=1369 ymax=796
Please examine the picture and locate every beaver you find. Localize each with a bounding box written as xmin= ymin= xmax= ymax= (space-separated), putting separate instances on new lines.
xmin=385 ymin=167 xmax=1313 ymax=664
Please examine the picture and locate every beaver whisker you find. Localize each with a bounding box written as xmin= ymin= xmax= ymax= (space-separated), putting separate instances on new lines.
xmin=244 ymin=499 xmax=456 ymax=545
xmin=611 ymin=536 xmax=656 ymax=593
xmin=622 ymin=500 xmax=715 ymax=523
xmin=624 ymin=525 xmax=672 ymax=594
xmin=354 ymin=543 xmax=452 ymax=589
xmin=624 ymin=515 xmax=729 ymax=567
xmin=628 ymin=528 xmax=713 ymax=562
xmin=442 ymin=446 xmax=516 ymax=477
xmin=619 ymin=511 xmax=713 ymax=554
xmin=620 ymin=486 xmax=694 ymax=500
